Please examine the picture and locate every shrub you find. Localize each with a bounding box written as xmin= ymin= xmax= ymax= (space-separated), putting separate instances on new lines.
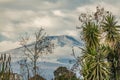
xmin=54 ymin=66 xmax=79 ymax=80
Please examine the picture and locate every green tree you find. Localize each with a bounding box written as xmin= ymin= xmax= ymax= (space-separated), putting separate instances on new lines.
xmin=102 ymin=14 xmax=120 ymax=80
xmin=83 ymin=22 xmax=100 ymax=49
xmin=78 ymin=6 xmax=111 ymax=80
xmin=81 ymin=46 xmax=110 ymax=80
xmin=102 ymin=14 xmax=120 ymax=47
xmin=54 ymin=66 xmax=79 ymax=80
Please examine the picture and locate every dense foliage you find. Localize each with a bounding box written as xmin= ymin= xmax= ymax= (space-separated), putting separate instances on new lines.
xmin=78 ymin=6 xmax=120 ymax=80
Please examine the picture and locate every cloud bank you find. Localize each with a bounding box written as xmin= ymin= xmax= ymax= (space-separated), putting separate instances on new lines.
xmin=0 ymin=0 xmax=120 ymax=52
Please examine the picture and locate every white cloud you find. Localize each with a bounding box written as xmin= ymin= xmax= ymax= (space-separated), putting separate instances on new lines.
xmin=33 ymin=16 xmax=54 ymax=28
xmin=0 ymin=23 xmax=16 ymax=39
xmin=0 ymin=0 xmax=15 ymax=3
xmin=52 ymin=10 xmax=65 ymax=17
xmin=2 ymin=10 xmax=37 ymax=21
xmin=0 ymin=41 xmax=20 ymax=52
xmin=1 ymin=32 xmax=15 ymax=39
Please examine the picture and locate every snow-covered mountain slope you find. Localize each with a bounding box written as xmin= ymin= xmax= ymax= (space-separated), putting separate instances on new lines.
xmin=48 ymin=35 xmax=82 ymax=47
xmin=2 ymin=35 xmax=82 ymax=80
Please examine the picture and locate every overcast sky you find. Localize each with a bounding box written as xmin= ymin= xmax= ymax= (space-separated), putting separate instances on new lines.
xmin=0 ymin=0 xmax=120 ymax=52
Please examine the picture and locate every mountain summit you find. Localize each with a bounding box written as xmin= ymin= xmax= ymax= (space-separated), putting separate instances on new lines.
xmin=48 ymin=35 xmax=82 ymax=47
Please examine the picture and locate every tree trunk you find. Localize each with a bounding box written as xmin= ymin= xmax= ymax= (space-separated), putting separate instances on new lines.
xmin=117 ymin=49 xmax=120 ymax=80
xmin=116 ymin=42 xmax=120 ymax=80
xmin=34 ymin=60 xmax=37 ymax=75
xmin=34 ymin=58 xmax=37 ymax=80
